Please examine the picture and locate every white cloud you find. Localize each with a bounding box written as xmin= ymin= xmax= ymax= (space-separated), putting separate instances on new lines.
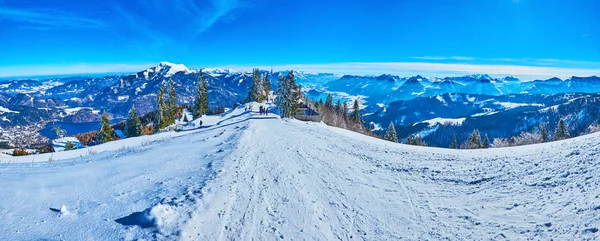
xmin=412 ymin=56 xmax=476 ymax=61
xmin=0 ymin=7 xmax=104 ymax=29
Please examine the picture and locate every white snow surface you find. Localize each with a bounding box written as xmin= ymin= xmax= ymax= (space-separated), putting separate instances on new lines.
xmin=418 ymin=117 xmax=466 ymax=127
xmin=156 ymin=62 xmax=194 ymax=77
xmin=494 ymin=102 xmax=544 ymax=109
xmin=1 ymin=104 xmax=600 ymax=240
xmin=0 ymin=106 xmax=19 ymax=114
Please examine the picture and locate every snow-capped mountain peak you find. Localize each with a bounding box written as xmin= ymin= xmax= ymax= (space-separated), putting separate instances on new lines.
xmin=155 ymin=62 xmax=194 ymax=77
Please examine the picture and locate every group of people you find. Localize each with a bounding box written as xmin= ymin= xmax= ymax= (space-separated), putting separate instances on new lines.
xmin=244 ymin=105 xmax=269 ymax=115
xmin=259 ymin=106 xmax=269 ymax=115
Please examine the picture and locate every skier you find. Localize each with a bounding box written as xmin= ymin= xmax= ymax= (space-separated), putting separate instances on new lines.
xmin=200 ymin=120 xmax=203 ymax=128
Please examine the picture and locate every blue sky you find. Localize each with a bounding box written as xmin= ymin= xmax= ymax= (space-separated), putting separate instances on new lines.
xmin=0 ymin=0 xmax=599 ymax=79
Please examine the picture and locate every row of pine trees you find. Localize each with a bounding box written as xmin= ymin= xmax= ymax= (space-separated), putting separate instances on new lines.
xmin=94 ymin=72 xmax=210 ymax=146
xmin=246 ymin=68 xmax=272 ymax=103
xmin=381 ymin=118 xmax=572 ymax=149
xmin=312 ymin=94 xmax=369 ymax=135
xmin=380 ymin=118 xmax=572 ymax=148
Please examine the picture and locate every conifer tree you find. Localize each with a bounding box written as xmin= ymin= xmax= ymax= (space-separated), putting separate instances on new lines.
xmin=193 ymin=71 xmax=209 ymax=119
xmin=64 ymin=141 xmax=76 ymax=151
xmin=407 ymin=135 xmax=424 ymax=146
xmin=553 ymin=119 xmax=570 ymax=141
xmin=125 ymin=106 xmax=142 ymax=138
xmin=384 ymin=121 xmax=398 ymax=143
xmin=482 ymin=134 xmax=490 ymax=148
xmin=450 ymin=134 xmax=458 ymax=149
xmin=276 ymin=70 xmax=299 ymax=118
xmin=350 ymin=99 xmax=363 ymax=125
xmin=154 ymin=82 xmax=167 ymax=131
xmin=167 ymin=79 xmax=177 ymax=125
xmin=262 ymin=73 xmax=271 ymax=100
xmin=97 ymin=112 xmax=114 ymax=143
xmin=334 ymin=100 xmax=342 ymax=114
xmin=468 ymin=129 xmax=482 ymax=149
xmin=342 ymin=102 xmax=349 ymax=121
xmin=540 ymin=123 xmax=548 ymax=143
xmin=246 ymin=68 xmax=265 ymax=102
xmin=325 ymin=94 xmax=334 ymax=109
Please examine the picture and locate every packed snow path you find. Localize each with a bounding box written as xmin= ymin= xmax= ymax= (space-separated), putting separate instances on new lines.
xmin=1 ymin=107 xmax=600 ymax=240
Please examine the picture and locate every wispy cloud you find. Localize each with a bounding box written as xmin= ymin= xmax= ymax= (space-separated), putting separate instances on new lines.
xmin=187 ymin=0 xmax=241 ymax=36
xmin=105 ymin=0 xmax=242 ymax=55
xmin=225 ymin=62 xmax=600 ymax=81
xmin=412 ymin=56 xmax=476 ymax=61
xmin=0 ymin=7 xmax=104 ymax=29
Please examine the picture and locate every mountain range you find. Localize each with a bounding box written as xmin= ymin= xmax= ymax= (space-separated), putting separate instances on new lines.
xmin=0 ymin=62 xmax=599 ymax=147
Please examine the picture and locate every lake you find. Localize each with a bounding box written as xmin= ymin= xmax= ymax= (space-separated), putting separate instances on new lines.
xmin=40 ymin=119 xmax=123 ymax=140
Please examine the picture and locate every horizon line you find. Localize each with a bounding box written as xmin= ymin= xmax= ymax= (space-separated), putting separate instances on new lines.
xmin=1 ymin=61 xmax=599 ymax=81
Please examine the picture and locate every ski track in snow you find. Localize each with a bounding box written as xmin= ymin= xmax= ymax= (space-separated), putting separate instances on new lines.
xmin=1 ymin=104 xmax=600 ymax=240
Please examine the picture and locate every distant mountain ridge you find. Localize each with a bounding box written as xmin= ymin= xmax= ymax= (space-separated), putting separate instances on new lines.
xmin=0 ymin=62 xmax=598 ymax=147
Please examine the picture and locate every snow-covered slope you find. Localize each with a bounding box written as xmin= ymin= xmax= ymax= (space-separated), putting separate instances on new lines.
xmin=1 ymin=105 xmax=599 ymax=240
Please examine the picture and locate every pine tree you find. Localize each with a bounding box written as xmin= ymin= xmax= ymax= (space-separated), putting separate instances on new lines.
xmin=384 ymin=121 xmax=398 ymax=143
xmin=342 ymin=102 xmax=349 ymax=122
xmin=246 ymin=68 xmax=265 ymax=102
xmin=64 ymin=141 xmax=76 ymax=151
xmin=450 ymin=134 xmax=458 ymax=149
xmin=263 ymin=73 xmax=271 ymax=100
xmin=540 ymin=123 xmax=548 ymax=143
xmin=325 ymin=94 xmax=334 ymax=109
xmin=407 ymin=135 xmax=423 ymax=146
xmin=334 ymin=100 xmax=342 ymax=114
xmin=125 ymin=106 xmax=142 ymax=138
xmin=97 ymin=112 xmax=114 ymax=143
xmin=553 ymin=119 xmax=570 ymax=141
xmin=167 ymin=79 xmax=177 ymax=125
xmin=350 ymin=99 xmax=363 ymax=125
xmin=193 ymin=71 xmax=209 ymax=119
xmin=482 ymin=134 xmax=490 ymax=148
xmin=468 ymin=129 xmax=482 ymax=149
xmin=154 ymin=82 xmax=167 ymax=131
xmin=276 ymin=70 xmax=299 ymax=118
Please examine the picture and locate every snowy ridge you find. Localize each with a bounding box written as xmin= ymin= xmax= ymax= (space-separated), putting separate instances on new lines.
xmin=418 ymin=117 xmax=466 ymax=127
